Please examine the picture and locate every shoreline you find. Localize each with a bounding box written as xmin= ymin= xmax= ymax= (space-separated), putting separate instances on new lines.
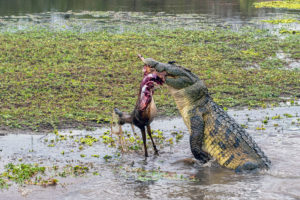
xmin=1 ymin=102 xmax=298 ymax=134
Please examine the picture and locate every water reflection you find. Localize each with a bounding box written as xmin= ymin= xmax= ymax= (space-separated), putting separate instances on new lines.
xmin=0 ymin=0 xmax=299 ymax=33
xmin=0 ymin=0 xmax=292 ymax=18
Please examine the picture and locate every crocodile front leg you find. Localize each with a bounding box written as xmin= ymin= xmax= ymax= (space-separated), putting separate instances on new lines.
xmin=190 ymin=115 xmax=210 ymax=163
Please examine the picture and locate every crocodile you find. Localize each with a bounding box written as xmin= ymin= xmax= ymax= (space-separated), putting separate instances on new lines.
xmin=139 ymin=55 xmax=271 ymax=171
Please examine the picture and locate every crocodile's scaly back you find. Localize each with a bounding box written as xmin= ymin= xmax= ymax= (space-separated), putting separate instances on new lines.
xmin=202 ymin=100 xmax=271 ymax=170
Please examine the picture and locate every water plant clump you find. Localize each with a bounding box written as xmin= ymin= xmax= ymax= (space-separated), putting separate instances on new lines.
xmin=100 ymin=132 xmax=116 ymax=147
xmin=99 ymin=128 xmax=181 ymax=153
xmin=262 ymin=117 xmax=269 ymax=124
xmin=79 ymin=135 xmax=99 ymax=146
xmin=58 ymin=165 xmax=89 ymax=177
xmin=0 ymin=163 xmax=49 ymax=186
xmin=256 ymin=125 xmax=266 ymax=130
xmin=0 ymin=162 xmax=97 ymax=189
xmin=272 ymin=115 xmax=282 ymax=120
xmin=261 ymin=19 xmax=299 ymax=24
xmin=103 ymin=155 xmax=112 ymax=161
xmin=254 ymin=0 xmax=300 ymax=10
xmin=279 ymin=29 xmax=300 ymax=35
xmin=283 ymin=113 xmax=293 ymax=118
xmin=0 ymin=178 xmax=8 ymax=189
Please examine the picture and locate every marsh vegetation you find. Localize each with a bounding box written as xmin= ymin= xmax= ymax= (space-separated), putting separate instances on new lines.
xmin=0 ymin=27 xmax=299 ymax=130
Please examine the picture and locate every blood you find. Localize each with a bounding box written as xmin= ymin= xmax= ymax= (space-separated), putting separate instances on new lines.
xmin=139 ymin=66 xmax=165 ymax=111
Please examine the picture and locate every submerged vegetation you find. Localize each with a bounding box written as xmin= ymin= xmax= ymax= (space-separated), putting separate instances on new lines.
xmin=254 ymin=0 xmax=300 ymax=10
xmin=0 ymin=178 xmax=8 ymax=189
xmin=0 ymin=108 xmax=298 ymax=190
xmin=43 ymin=128 xmax=183 ymax=155
xmin=121 ymin=166 xmax=199 ymax=182
xmin=0 ymin=163 xmax=58 ymax=188
xmin=0 ymin=162 xmax=92 ymax=189
xmin=0 ymin=128 xmax=185 ymax=189
xmin=0 ymin=27 xmax=299 ymax=130
xmin=279 ymin=29 xmax=300 ymax=35
xmin=261 ymin=19 xmax=299 ymax=24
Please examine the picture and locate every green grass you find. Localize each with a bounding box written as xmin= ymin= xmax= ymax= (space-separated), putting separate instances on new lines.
xmin=0 ymin=27 xmax=299 ymax=130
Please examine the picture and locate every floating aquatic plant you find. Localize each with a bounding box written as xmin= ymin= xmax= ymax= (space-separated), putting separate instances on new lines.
xmin=262 ymin=117 xmax=269 ymax=124
xmin=59 ymin=165 xmax=89 ymax=177
xmin=103 ymin=155 xmax=112 ymax=161
xmin=279 ymin=29 xmax=300 ymax=35
xmin=283 ymin=113 xmax=293 ymax=118
xmin=0 ymin=178 xmax=8 ymax=189
xmin=80 ymin=135 xmax=99 ymax=146
xmin=261 ymin=19 xmax=299 ymax=24
xmin=256 ymin=125 xmax=266 ymax=130
xmin=272 ymin=115 xmax=282 ymax=120
xmin=123 ymin=167 xmax=199 ymax=182
xmin=2 ymin=163 xmax=46 ymax=185
xmin=254 ymin=0 xmax=300 ymax=10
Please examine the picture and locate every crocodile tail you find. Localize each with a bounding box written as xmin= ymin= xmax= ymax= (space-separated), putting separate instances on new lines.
xmin=237 ymin=124 xmax=271 ymax=169
xmin=257 ymin=148 xmax=271 ymax=169
xmin=238 ymin=127 xmax=271 ymax=169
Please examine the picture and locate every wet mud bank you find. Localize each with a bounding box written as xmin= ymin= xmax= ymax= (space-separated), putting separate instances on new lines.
xmin=0 ymin=105 xmax=299 ymax=199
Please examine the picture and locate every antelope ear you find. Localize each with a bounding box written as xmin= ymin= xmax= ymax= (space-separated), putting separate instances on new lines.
xmin=138 ymin=54 xmax=145 ymax=62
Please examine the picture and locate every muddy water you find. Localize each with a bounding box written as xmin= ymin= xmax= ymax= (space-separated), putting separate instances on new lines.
xmin=0 ymin=105 xmax=299 ymax=200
